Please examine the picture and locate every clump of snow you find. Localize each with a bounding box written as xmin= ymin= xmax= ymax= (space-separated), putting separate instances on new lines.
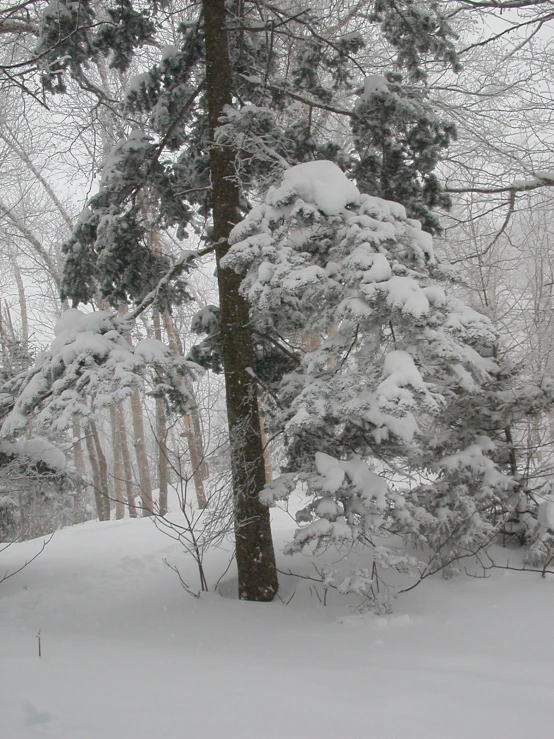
xmin=126 ymin=72 xmax=150 ymax=94
xmin=314 ymin=452 xmax=389 ymax=511
xmin=315 ymin=497 xmax=342 ymax=519
xmin=239 ymin=73 xmax=263 ymax=84
xmin=379 ymin=350 xmax=426 ymax=393
xmin=290 ymin=517 xmax=354 ymax=548
xmin=381 ymin=276 xmax=431 ymax=318
xmin=360 ymin=193 xmax=407 ymax=221
xmin=1 ymin=436 xmax=67 ymax=470
xmin=191 ymin=305 xmax=219 ymax=334
xmin=537 ymin=500 xmax=554 ymax=530
xmin=54 ymin=308 xmax=89 ymax=337
xmin=281 ymin=265 xmax=326 ymax=292
xmin=134 ymin=338 xmax=170 ymax=363
xmin=259 ymin=473 xmax=297 ymax=505
xmin=42 ymin=0 xmax=72 ymax=20
xmin=274 ymin=161 xmax=360 ymax=216
xmin=315 ymin=452 xmax=346 ymax=493
xmin=257 ymin=261 xmax=275 ymax=284
xmin=440 ymin=438 xmax=510 ymax=489
xmin=160 ymin=44 xmax=179 ymax=61
xmin=347 ymin=247 xmax=392 ymax=282
xmin=362 ymin=74 xmax=388 ymax=97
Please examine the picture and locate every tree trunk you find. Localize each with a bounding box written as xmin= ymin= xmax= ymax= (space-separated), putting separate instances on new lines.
xmin=162 ymin=311 xmax=208 ymax=507
xmin=129 ymin=388 xmax=154 ymax=516
xmin=117 ymin=402 xmax=138 ymax=517
xmin=258 ymin=399 xmax=273 ymax=484
xmin=90 ymin=420 xmax=111 ymax=520
xmin=183 ymin=413 xmax=208 ymax=508
xmin=110 ymin=404 xmax=126 ymax=519
xmin=203 ymin=0 xmax=278 ymax=601
xmin=11 ymin=256 xmax=29 ymax=355
xmin=84 ymin=422 xmax=109 ymax=521
xmin=72 ymin=415 xmax=86 ymax=523
xmin=153 ymin=309 xmax=170 ymax=515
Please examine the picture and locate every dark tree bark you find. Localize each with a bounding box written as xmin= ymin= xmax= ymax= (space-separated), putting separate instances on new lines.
xmin=203 ymin=0 xmax=278 ymax=601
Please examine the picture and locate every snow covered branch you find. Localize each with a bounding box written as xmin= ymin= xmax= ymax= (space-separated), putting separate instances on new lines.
xmin=127 ymin=244 xmax=216 ymax=321
xmin=445 ymin=173 xmax=554 ymax=196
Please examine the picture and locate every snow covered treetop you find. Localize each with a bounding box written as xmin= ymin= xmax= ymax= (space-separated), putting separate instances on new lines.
xmin=222 ymin=159 xmax=499 ymax=480
xmin=229 ymin=160 xmax=414 ymax=236
xmin=224 ymin=160 xmax=450 ymax=342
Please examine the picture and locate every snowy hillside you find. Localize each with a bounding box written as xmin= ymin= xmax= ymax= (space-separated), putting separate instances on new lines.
xmin=1 ymin=504 xmax=553 ymax=739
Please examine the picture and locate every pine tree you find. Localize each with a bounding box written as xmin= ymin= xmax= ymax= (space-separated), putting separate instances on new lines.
xmin=0 ymin=336 xmax=78 ymax=540
xmin=222 ymin=160 xmax=554 ymax=597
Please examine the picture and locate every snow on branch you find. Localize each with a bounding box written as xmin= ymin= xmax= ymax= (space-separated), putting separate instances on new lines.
xmin=128 ymin=244 xmax=215 ymax=321
xmin=1 ymin=308 xmax=197 ymax=437
xmin=445 ymin=172 xmax=554 ymax=195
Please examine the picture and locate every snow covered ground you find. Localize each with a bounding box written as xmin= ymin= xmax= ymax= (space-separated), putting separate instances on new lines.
xmin=1 ymin=498 xmax=553 ymax=738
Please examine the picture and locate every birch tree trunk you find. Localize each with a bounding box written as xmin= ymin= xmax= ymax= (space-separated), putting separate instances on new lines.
xmin=90 ymin=420 xmax=110 ymax=520
xmin=153 ymin=309 xmax=170 ymax=515
xmin=129 ymin=389 xmax=154 ymax=516
xmin=11 ymin=256 xmax=29 ymax=355
xmin=117 ymin=403 xmax=138 ymax=518
xmin=121 ymin=306 xmax=155 ymax=517
xmin=72 ymin=415 xmax=86 ymax=523
xmin=183 ymin=413 xmax=208 ymax=508
xmin=109 ymin=405 xmax=126 ymax=519
xmin=162 ymin=312 xmax=208 ymax=508
xmin=84 ymin=422 xmax=109 ymax=521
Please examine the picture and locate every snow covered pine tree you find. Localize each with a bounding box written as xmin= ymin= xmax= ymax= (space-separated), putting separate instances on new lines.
xmin=223 ymin=160 xmax=554 ymax=601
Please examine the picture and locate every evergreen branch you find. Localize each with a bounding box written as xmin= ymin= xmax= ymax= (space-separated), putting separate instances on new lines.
xmin=251 ymin=328 xmax=301 ymax=365
xmin=0 ymin=19 xmax=39 ymax=36
xmin=0 ymin=21 xmax=112 ymax=71
xmin=147 ymin=78 xmax=205 ymax=176
xmin=127 ymin=244 xmax=216 ymax=321
xmin=240 ymin=76 xmax=352 ymax=116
